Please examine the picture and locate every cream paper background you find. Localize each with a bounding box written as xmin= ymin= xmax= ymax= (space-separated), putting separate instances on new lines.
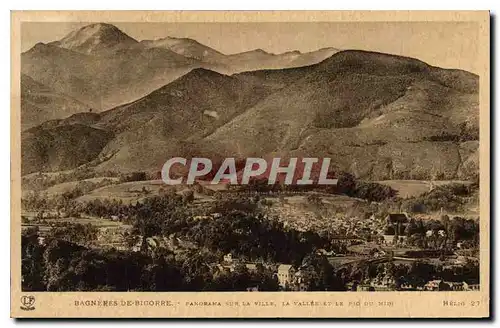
xmin=10 ymin=10 xmax=490 ymax=318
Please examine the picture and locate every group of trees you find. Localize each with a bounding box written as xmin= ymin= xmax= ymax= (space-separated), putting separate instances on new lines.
xmin=21 ymin=228 xmax=281 ymax=292
xmin=336 ymin=172 xmax=396 ymax=202
xmin=225 ymin=172 xmax=396 ymax=204
xmin=68 ymin=192 xmax=337 ymax=265
xmin=402 ymin=183 xmax=478 ymax=213
xmin=22 ymin=168 xmax=99 ymax=192
xmin=336 ymin=173 xmax=478 ymax=212
xmin=118 ymin=171 xmax=150 ymax=183
xmin=22 ymin=168 xmax=154 ymax=204
xmin=46 ymin=223 xmax=99 ymax=247
xmin=22 ymin=178 xmax=117 ymax=215
xmin=231 ymin=177 xmax=332 ymax=194
xmin=359 ymin=259 xmax=479 ymax=290
xmin=23 ymin=223 xmax=479 ymax=292
xmin=211 ymin=263 xmax=280 ymax=291
xmin=297 ymin=253 xmax=346 ymax=291
xmin=80 ymin=198 xmax=130 ymax=220
xmin=22 ymin=187 xmax=352 ymax=292
xmin=20 ymin=160 xmax=480 ymax=292
xmin=60 ymin=178 xmax=117 ymax=202
xmin=122 ymin=194 xmax=333 ymax=265
xmin=210 ymin=193 xmax=259 ymax=214
xmin=383 ymin=214 xmax=479 ymax=249
xmin=185 ymin=211 xmax=331 ymax=265
xmin=28 ymin=191 xmax=335 ymax=266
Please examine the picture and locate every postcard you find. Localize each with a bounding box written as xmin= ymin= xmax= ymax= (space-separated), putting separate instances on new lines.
xmin=11 ymin=10 xmax=490 ymax=318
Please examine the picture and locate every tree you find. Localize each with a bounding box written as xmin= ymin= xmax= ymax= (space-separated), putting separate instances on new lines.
xmin=192 ymin=182 xmax=204 ymax=194
xmin=405 ymin=218 xmax=418 ymax=237
xmin=21 ymin=228 xmax=46 ymax=291
xmin=306 ymin=194 xmax=322 ymax=206
xmin=336 ymin=172 xmax=356 ymax=196
xmin=181 ymin=190 xmax=195 ymax=203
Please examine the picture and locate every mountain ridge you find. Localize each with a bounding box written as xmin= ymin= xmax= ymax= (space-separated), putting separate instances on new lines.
xmin=21 ymin=23 xmax=342 ymax=113
xmin=21 ymin=49 xmax=479 ymax=181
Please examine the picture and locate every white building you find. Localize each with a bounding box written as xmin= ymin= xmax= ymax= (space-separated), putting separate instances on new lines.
xmin=276 ymin=264 xmax=295 ymax=289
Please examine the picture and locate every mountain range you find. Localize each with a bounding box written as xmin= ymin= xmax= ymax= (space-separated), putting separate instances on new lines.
xmin=21 ymin=23 xmax=338 ymax=124
xmin=21 ymin=23 xmax=479 ymax=181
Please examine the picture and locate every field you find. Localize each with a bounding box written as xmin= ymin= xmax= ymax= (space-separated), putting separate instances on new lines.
xmin=376 ymin=180 xmax=473 ymax=198
xmin=44 ymin=177 xmax=120 ymax=195
xmin=75 ymin=179 xmax=170 ymax=203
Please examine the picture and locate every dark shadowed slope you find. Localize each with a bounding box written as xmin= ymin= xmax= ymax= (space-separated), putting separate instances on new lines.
xmin=21 ymin=124 xmax=113 ymax=175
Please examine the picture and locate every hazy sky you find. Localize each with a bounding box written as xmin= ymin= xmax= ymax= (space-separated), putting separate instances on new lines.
xmin=21 ymin=21 xmax=479 ymax=73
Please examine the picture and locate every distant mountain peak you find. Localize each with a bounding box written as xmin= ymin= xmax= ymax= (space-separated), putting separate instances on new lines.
xmin=188 ymin=67 xmax=226 ymax=77
xmin=253 ymin=48 xmax=268 ymax=53
xmin=162 ymin=36 xmax=195 ymax=41
xmin=142 ymin=36 xmax=201 ymax=48
xmin=79 ymin=22 xmax=119 ymax=32
xmin=168 ymin=67 xmax=229 ymax=83
xmin=53 ymin=22 xmax=138 ymax=54
xmin=140 ymin=36 xmax=225 ymax=62
xmin=246 ymin=48 xmax=271 ymax=55
xmin=282 ymin=50 xmax=302 ymax=55
xmin=317 ymin=46 xmax=340 ymax=52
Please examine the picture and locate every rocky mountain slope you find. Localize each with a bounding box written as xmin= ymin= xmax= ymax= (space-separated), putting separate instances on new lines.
xmin=49 ymin=23 xmax=139 ymax=55
xmin=204 ymin=51 xmax=479 ymax=180
xmin=21 ymin=49 xmax=479 ymax=181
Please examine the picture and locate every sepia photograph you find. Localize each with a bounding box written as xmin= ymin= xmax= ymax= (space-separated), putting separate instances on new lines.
xmin=11 ymin=10 xmax=490 ymax=318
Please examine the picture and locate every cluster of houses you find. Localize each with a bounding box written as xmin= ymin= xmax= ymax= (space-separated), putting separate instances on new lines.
xmin=216 ymin=253 xmax=309 ymax=291
xmin=131 ymin=234 xmax=197 ymax=253
xmin=267 ymin=203 xmax=386 ymax=238
xmin=269 ymin=199 xmax=472 ymax=252
xmin=267 ymin=203 xmax=418 ymax=248
xmin=218 ymin=253 xmax=481 ymax=292
xmin=347 ymin=279 xmax=479 ymax=292
xmin=420 ymin=280 xmax=479 ymax=291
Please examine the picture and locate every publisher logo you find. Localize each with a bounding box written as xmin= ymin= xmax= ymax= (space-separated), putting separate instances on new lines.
xmin=20 ymin=295 xmax=35 ymax=311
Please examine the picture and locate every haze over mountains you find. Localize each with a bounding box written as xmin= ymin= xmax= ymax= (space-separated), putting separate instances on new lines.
xmin=21 ymin=23 xmax=339 ymax=122
xmin=21 ymin=23 xmax=479 ymax=181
